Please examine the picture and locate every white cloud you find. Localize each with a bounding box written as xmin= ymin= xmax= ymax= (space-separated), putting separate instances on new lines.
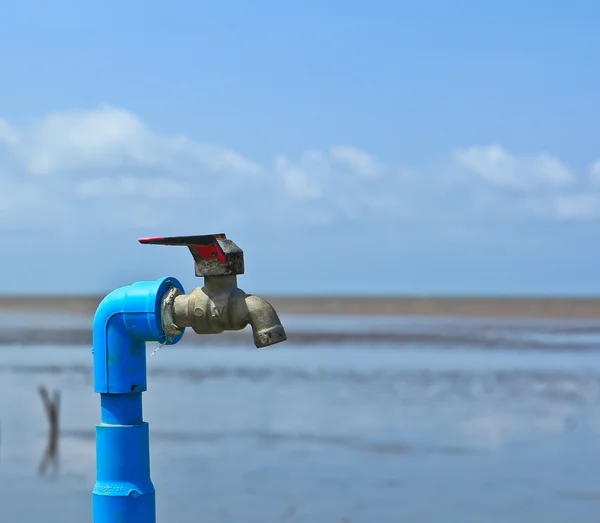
xmin=0 ymin=179 xmax=43 ymax=212
xmin=330 ymin=145 xmax=380 ymax=178
xmin=453 ymin=145 xmax=575 ymax=190
xmin=23 ymin=107 xmax=152 ymax=174
xmin=0 ymin=119 xmax=19 ymax=147
xmin=10 ymin=106 xmax=262 ymax=177
xmin=274 ymin=154 xmax=323 ymax=201
xmin=552 ymin=193 xmax=600 ymax=221
xmin=0 ymin=105 xmax=599 ymax=236
xmin=588 ymin=159 xmax=600 ymax=184
xmin=271 ymin=146 xmax=417 ymax=223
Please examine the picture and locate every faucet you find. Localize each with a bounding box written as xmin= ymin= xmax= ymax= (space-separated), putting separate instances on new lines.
xmin=92 ymin=233 xmax=287 ymax=523
xmin=139 ymin=234 xmax=287 ymax=347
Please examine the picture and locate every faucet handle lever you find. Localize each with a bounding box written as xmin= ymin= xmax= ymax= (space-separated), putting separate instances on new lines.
xmin=139 ymin=233 xmax=245 ymax=277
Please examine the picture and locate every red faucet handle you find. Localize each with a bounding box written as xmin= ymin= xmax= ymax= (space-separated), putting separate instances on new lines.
xmin=138 ymin=234 xmax=244 ymax=277
xmin=139 ymin=234 xmax=228 ymax=263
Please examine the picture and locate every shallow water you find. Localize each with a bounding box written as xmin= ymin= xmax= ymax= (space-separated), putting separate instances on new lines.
xmin=1 ymin=314 xmax=600 ymax=522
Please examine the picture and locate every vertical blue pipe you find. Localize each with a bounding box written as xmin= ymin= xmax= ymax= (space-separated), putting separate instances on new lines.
xmin=92 ymin=277 xmax=185 ymax=523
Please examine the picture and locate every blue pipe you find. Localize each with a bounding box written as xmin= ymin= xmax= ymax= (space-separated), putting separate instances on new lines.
xmin=92 ymin=277 xmax=185 ymax=523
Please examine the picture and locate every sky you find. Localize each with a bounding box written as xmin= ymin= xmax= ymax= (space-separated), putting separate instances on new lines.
xmin=1 ymin=0 xmax=600 ymax=296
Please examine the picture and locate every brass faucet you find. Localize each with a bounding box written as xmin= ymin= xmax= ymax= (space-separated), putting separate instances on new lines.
xmin=139 ymin=234 xmax=287 ymax=348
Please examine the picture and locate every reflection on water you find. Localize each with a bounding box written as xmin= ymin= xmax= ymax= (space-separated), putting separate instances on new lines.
xmin=38 ymin=385 xmax=60 ymax=477
xmin=0 ymin=315 xmax=599 ymax=522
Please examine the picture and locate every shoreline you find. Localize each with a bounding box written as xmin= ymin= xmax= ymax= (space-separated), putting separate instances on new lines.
xmin=1 ymin=296 xmax=600 ymax=318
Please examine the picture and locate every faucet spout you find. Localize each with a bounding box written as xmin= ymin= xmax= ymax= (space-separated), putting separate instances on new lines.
xmin=244 ymin=295 xmax=287 ymax=348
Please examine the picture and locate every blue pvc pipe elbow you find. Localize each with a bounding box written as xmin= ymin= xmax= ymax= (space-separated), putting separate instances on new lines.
xmin=93 ymin=276 xmax=185 ymax=394
xmin=92 ymin=277 xmax=185 ymax=523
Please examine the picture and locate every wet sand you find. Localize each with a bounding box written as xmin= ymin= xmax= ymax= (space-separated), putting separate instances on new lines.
xmin=2 ymin=295 xmax=600 ymax=318
xmin=0 ymin=312 xmax=599 ymax=349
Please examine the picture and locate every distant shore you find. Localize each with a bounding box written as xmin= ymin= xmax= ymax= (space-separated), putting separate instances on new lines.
xmin=2 ymin=296 xmax=600 ymax=318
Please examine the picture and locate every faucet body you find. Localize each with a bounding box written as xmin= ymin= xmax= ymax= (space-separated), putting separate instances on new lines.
xmin=164 ymin=275 xmax=287 ymax=347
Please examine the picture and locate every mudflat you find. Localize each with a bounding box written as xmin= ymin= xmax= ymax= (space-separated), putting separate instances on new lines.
xmin=1 ymin=295 xmax=600 ymax=318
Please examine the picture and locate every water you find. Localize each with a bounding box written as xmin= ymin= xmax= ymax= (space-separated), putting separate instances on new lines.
xmin=1 ymin=314 xmax=600 ymax=522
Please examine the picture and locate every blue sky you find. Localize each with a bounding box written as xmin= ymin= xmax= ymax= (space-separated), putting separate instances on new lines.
xmin=1 ymin=0 xmax=599 ymax=296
